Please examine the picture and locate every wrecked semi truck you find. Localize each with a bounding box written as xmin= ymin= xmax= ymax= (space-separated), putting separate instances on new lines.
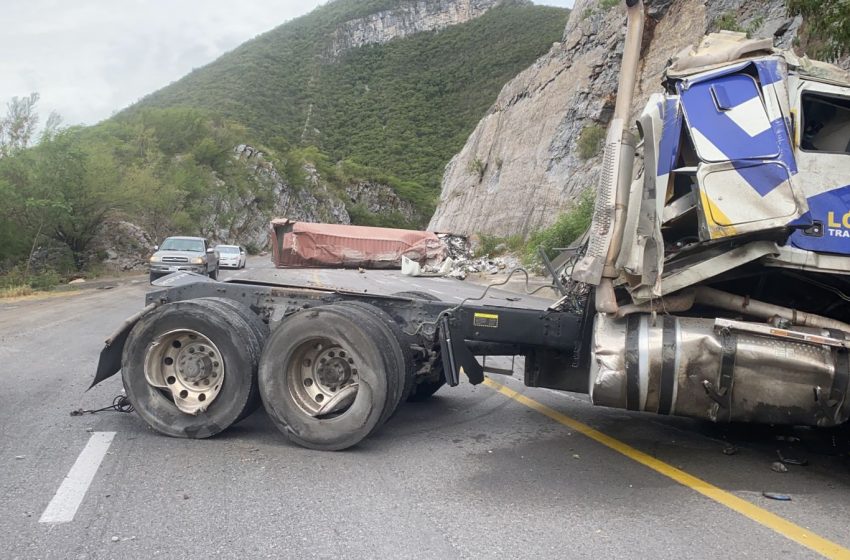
xmin=93 ymin=0 xmax=850 ymax=450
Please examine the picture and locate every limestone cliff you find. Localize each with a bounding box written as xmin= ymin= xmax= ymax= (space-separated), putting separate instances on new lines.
xmin=222 ymin=145 xmax=418 ymax=249
xmin=429 ymin=0 xmax=802 ymax=237
xmin=329 ymin=0 xmax=502 ymax=58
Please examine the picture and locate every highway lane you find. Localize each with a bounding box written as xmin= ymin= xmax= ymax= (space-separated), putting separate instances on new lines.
xmin=1 ymin=268 xmax=849 ymax=559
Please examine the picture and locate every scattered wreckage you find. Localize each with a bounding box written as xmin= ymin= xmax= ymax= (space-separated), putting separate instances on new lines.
xmin=268 ymin=218 xmax=514 ymax=279
xmin=93 ymin=0 xmax=850 ymax=450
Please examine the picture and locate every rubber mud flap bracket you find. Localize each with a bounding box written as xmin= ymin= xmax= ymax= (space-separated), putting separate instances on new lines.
xmin=438 ymin=316 xmax=484 ymax=386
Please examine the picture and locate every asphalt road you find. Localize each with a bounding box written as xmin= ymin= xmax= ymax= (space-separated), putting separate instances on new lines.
xmin=2 ymin=263 xmax=850 ymax=559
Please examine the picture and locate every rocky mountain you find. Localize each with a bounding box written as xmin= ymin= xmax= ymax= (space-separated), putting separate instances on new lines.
xmin=72 ymin=141 xmax=422 ymax=272
xmin=130 ymin=0 xmax=567 ymax=204
xmin=329 ymin=0 xmax=500 ymax=57
xmin=429 ymin=0 xmax=809 ymax=237
xmin=227 ymin=145 xmax=418 ymax=247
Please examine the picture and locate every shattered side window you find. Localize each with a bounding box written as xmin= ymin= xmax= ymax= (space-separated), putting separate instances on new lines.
xmin=801 ymin=93 xmax=850 ymax=154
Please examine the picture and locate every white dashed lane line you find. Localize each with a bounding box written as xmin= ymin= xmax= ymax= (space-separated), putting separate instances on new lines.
xmin=40 ymin=432 xmax=116 ymax=523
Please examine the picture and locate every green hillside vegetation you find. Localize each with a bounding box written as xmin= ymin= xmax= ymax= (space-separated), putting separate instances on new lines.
xmin=133 ymin=0 xmax=569 ymax=198
xmin=0 ymin=0 xmax=568 ymax=287
xmin=788 ymin=0 xmax=850 ymax=59
xmin=0 ymin=107 xmax=266 ymax=275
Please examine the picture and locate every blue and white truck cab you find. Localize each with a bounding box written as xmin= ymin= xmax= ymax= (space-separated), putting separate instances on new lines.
xmin=574 ymin=5 xmax=850 ymax=427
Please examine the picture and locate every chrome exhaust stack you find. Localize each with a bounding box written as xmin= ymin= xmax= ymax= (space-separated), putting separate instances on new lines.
xmin=572 ymin=0 xmax=645 ymax=314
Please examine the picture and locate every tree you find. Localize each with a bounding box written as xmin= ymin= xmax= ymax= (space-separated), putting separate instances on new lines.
xmin=40 ymin=112 xmax=63 ymax=143
xmin=788 ymin=0 xmax=850 ymax=59
xmin=0 ymin=93 xmax=40 ymax=158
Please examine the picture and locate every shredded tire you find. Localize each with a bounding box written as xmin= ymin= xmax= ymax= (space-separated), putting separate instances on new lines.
xmin=258 ymin=304 xmax=405 ymax=450
xmin=192 ymin=297 xmax=268 ymax=422
xmin=121 ymin=299 xmax=260 ymax=438
xmin=333 ymin=301 xmax=414 ymax=409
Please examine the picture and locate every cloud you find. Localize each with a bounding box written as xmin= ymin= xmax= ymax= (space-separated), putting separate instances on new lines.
xmin=0 ymin=0 xmax=574 ymax=127
xmin=0 ymin=0 xmax=325 ymax=126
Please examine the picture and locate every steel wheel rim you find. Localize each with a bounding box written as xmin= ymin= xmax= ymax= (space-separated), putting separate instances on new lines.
xmin=144 ymin=329 xmax=225 ymax=414
xmin=287 ymin=337 xmax=360 ymax=418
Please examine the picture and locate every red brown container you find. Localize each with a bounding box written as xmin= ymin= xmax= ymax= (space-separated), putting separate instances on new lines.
xmin=270 ymin=219 xmax=446 ymax=268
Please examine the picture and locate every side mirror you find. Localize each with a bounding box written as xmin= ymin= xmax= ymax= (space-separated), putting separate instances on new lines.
xmin=207 ymin=248 xmax=214 ymax=253
xmin=153 ymin=245 xmax=159 ymax=251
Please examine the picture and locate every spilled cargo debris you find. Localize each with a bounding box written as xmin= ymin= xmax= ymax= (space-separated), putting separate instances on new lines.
xmin=762 ymin=492 xmax=792 ymax=501
xmin=770 ymin=461 xmax=789 ymax=473
xmin=426 ymin=254 xmax=522 ymax=280
xmin=268 ymin=219 xmax=503 ymax=279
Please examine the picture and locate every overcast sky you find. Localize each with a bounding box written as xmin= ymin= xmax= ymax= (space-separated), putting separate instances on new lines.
xmin=0 ymin=0 xmax=574 ymax=128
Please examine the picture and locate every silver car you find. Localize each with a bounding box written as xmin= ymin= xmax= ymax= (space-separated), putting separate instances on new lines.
xmin=216 ymin=245 xmax=247 ymax=269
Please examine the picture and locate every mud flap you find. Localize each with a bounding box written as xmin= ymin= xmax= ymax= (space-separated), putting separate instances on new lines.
xmin=438 ymin=316 xmax=484 ymax=387
xmin=90 ymin=303 xmax=157 ymax=389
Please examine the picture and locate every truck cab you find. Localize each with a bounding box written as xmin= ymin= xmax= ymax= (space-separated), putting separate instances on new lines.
xmin=571 ymin=27 xmax=850 ymax=427
xmin=787 ymin=75 xmax=850 ymax=255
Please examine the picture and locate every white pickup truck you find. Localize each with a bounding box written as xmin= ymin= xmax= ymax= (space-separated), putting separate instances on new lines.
xmin=148 ymin=236 xmax=219 ymax=283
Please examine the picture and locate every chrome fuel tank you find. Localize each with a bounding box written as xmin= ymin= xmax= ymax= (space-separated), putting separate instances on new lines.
xmin=589 ymin=314 xmax=850 ymax=427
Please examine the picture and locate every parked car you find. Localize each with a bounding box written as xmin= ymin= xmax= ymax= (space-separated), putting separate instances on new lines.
xmin=148 ymin=236 xmax=219 ymax=283
xmin=216 ymin=244 xmax=247 ymax=269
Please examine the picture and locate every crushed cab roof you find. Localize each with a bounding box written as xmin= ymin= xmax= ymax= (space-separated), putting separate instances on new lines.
xmin=665 ymin=31 xmax=850 ymax=87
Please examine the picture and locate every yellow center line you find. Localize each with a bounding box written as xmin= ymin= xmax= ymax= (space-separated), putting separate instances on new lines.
xmin=482 ymin=377 xmax=850 ymax=560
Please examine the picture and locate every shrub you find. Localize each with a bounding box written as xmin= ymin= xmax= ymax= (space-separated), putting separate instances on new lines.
xmin=747 ymin=15 xmax=765 ymax=37
xmin=348 ymin=203 xmax=412 ymax=229
xmin=504 ymin=234 xmax=525 ymax=253
xmin=523 ymin=189 xmax=595 ymax=265
xmin=713 ymin=12 xmax=744 ymax=34
xmin=0 ymin=285 xmax=34 ymax=298
xmin=0 ymin=266 xmax=61 ymax=297
xmin=467 ymin=158 xmax=486 ymax=181
xmin=577 ymin=124 xmax=606 ymax=160
xmin=788 ymin=0 xmax=850 ymax=59
xmin=476 ymin=234 xmax=501 ymax=257
xmin=244 ymin=242 xmax=263 ymax=255
xmin=474 ymin=233 xmax=526 ymax=257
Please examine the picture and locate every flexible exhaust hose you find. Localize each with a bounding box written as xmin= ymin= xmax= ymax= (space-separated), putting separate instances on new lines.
xmin=693 ymin=286 xmax=850 ymax=334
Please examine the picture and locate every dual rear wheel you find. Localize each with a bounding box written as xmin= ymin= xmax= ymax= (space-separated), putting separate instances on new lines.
xmin=259 ymin=304 xmax=407 ymax=450
xmin=122 ymin=300 xmax=415 ymax=450
xmin=122 ymin=297 xmax=265 ymax=438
